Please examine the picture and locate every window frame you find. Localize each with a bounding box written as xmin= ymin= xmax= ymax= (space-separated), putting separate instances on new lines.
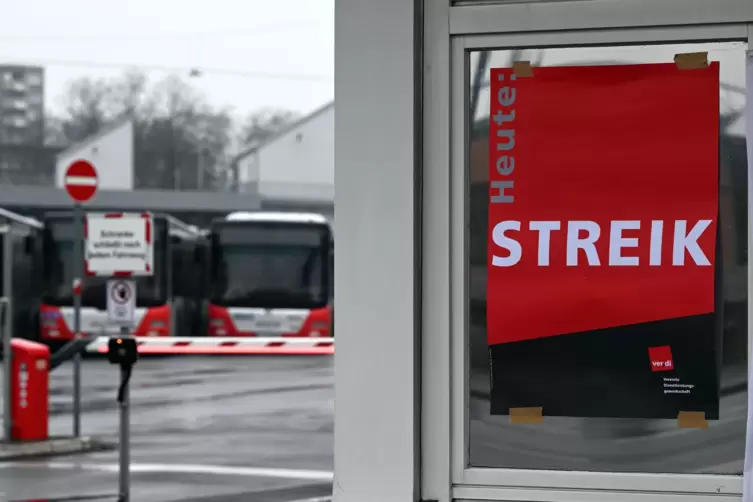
xmin=449 ymin=0 xmax=753 ymax=37
xmin=421 ymin=19 xmax=753 ymax=502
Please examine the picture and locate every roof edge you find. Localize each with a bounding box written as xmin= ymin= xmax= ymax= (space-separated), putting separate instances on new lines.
xmin=56 ymin=113 xmax=135 ymax=159
xmin=233 ymin=100 xmax=334 ymax=163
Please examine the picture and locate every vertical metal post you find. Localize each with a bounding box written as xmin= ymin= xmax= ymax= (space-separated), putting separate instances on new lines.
xmin=2 ymin=228 xmax=13 ymax=441
xmin=72 ymin=204 xmax=84 ymax=438
xmin=1 ymin=296 xmax=11 ymax=441
xmin=118 ymin=326 xmax=130 ymax=502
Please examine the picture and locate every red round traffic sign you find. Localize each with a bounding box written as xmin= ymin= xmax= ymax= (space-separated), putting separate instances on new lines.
xmin=64 ymin=159 xmax=99 ymax=203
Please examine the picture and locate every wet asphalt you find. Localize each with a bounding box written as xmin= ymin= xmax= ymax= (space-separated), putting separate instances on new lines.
xmin=0 ymin=351 xmax=748 ymax=500
xmin=0 ymin=355 xmax=335 ymax=502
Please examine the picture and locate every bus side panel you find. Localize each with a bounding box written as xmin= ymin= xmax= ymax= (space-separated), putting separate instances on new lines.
xmin=207 ymin=304 xmax=332 ymax=337
xmin=39 ymin=304 xmax=171 ymax=340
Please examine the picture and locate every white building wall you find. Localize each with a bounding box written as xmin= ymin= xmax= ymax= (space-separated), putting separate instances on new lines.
xmin=334 ymin=0 xmax=419 ymax=500
xmin=55 ymin=119 xmax=134 ymax=191
xmin=235 ymin=150 xmax=259 ymax=188
xmin=235 ymin=104 xmax=334 ymax=202
xmin=259 ymin=104 xmax=333 ymax=185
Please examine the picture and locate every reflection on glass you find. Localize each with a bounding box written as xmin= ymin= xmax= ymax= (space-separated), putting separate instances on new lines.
xmin=467 ymin=42 xmax=748 ymax=473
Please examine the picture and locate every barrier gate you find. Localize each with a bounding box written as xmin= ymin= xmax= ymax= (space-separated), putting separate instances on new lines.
xmin=84 ymin=336 xmax=335 ymax=355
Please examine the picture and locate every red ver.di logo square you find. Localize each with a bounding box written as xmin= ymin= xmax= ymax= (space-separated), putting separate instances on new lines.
xmin=648 ymin=345 xmax=674 ymax=372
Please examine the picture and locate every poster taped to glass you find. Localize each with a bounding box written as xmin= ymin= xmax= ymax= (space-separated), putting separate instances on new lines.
xmin=486 ymin=59 xmax=722 ymax=420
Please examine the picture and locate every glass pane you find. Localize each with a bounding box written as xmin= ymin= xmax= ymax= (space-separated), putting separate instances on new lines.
xmin=468 ymin=42 xmax=748 ymax=474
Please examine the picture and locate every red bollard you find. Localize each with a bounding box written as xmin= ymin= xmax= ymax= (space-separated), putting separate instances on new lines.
xmin=10 ymin=339 xmax=50 ymax=441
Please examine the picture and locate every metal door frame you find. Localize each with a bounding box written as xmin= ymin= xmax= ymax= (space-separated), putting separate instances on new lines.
xmin=421 ymin=0 xmax=753 ymax=498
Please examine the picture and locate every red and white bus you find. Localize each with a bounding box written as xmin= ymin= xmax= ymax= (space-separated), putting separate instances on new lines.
xmin=204 ymin=212 xmax=333 ymax=338
xmin=38 ymin=211 xmax=204 ymax=345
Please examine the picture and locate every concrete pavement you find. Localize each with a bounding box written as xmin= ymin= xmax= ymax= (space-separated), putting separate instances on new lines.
xmin=0 ymin=355 xmax=335 ymax=502
xmin=0 ymin=436 xmax=113 ymax=461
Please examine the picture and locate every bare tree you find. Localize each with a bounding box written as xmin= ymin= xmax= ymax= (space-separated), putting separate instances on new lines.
xmin=239 ymin=108 xmax=299 ymax=146
xmin=50 ymin=71 xmax=236 ymax=190
xmin=55 ymin=77 xmax=112 ymax=142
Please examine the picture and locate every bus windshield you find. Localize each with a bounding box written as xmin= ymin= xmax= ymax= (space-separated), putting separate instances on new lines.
xmin=210 ymin=223 xmax=330 ymax=310
xmin=41 ymin=218 xmax=167 ymax=308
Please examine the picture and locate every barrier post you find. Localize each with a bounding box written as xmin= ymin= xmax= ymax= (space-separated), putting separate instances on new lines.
xmin=72 ymin=203 xmax=84 ymax=438
xmin=119 ymin=326 xmax=130 ymax=502
xmin=1 ymin=297 xmax=10 ymax=440
xmin=108 ymin=327 xmax=136 ymax=502
xmin=119 ymin=374 xmax=130 ymax=499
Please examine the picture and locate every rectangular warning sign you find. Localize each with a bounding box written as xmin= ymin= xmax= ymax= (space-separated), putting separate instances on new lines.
xmin=85 ymin=212 xmax=154 ymax=276
xmin=486 ymin=62 xmax=721 ymax=420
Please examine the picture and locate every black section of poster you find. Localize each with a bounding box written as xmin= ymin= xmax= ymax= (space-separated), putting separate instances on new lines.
xmin=489 ymin=314 xmax=721 ymax=419
xmin=488 ymin=218 xmax=724 ymax=420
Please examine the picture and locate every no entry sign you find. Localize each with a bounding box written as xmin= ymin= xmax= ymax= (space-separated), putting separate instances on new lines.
xmin=64 ymin=160 xmax=99 ymax=204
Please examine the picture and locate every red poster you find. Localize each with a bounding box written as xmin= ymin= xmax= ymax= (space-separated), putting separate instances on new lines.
xmin=486 ymin=62 xmax=721 ymax=419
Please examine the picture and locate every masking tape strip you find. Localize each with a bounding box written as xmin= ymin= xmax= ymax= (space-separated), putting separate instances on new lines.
xmin=677 ymin=411 xmax=709 ymax=429
xmin=674 ymin=52 xmax=709 ymax=70
xmin=512 ymin=61 xmax=534 ymax=78
xmin=509 ymin=407 xmax=543 ymax=424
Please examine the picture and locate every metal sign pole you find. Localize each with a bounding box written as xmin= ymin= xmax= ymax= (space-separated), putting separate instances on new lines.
xmin=118 ymin=326 xmax=131 ymax=502
xmin=3 ymin=226 xmax=13 ymax=441
xmin=1 ymin=296 xmax=10 ymax=441
xmin=72 ymin=203 xmax=84 ymax=438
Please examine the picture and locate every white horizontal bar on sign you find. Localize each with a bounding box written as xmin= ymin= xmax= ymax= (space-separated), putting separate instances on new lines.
xmin=65 ymin=176 xmax=98 ymax=186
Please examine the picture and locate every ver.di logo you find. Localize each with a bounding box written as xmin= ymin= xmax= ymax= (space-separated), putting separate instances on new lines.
xmin=648 ymin=345 xmax=674 ymax=372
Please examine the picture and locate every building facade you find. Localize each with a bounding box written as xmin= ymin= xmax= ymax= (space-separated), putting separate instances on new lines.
xmin=0 ymin=67 xmax=333 ymax=224
xmin=55 ymin=117 xmax=135 ymax=191
xmin=0 ymin=64 xmax=44 ymax=146
xmin=0 ymin=64 xmax=49 ymax=186
xmin=334 ymin=1 xmax=752 ymax=501
xmin=234 ymin=102 xmax=334 ymax=214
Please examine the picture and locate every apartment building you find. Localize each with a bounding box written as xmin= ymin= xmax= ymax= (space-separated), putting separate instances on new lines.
xmin=0 ymin=64 xmax=44 ymax=146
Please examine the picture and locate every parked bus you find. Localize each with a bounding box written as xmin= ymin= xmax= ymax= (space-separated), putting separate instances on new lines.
xmin=38 ymin=211 xmax=204 ymax=344
xmin=0 ymin=208 xmax=43 ymax=346
xmin=203 ymin=212 xmax=333 ymax=337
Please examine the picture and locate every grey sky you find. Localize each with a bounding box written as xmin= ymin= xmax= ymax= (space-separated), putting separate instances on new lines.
xmin=1 ymin=5 xmax=745 ymax=130
xmin=0 ymin=0 xmax=334 ymax=118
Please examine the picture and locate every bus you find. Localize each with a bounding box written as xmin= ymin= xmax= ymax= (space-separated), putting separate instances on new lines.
xmin=203 ymin=211 xmax=333 ymax=338
xmin=38 ymin=211 xmax=205 ymax=344
xmin=0 ymin=208 xmax=43 ymax=346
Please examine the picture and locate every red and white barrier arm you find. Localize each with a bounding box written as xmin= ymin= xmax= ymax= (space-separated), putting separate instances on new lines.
xmin=84 ymin=337 xmax=334 ymax=355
